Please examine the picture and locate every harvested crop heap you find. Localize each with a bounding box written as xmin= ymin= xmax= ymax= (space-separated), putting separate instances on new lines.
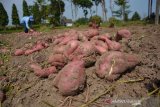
xmin=14 ymin=29 xmax=140 ymax=96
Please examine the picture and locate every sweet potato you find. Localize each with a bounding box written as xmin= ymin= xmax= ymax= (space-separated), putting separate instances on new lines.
xmin=105 ymin=38 xmax=121 ymax=51
xmin=14 ymin=49 xmax=25 ymax=56
xmin=53 ymin=36 xmax=65 ymax=45
xmin=64 ymin=40 xmax=79 ymax=56
xmin=95 ymin=51 xmax=140 ymax=81
xmin=0 ymin=59 xmax=3 ymax=66
xmin=24 ymin=49 xmax=34 ymax=55
xmin=53 ymin=60 xmax=86 ymax=96
xmin=24 ymin=42 xmax=48 ymax=55
xmin=73 ymin=41 xmax=95 ymax=57
xmin=0 ymin=90 xmax=5 ymax=102
xmin=78 ymin=31 xmax=88 ymax=42
xmin=94 ymin=45 xmax=107 ymax=55
xmin=48 ymin=54 xmax=67 ymax=68
xmin=87 ymin=29 xmax=99 ymax=38
xmin=32 ymin=43 xmax=45 ymax=51
xmin=53 ymin=45 xmax=66 ymax=54
xmin=98 ymin=33 xmax=111 ymax=41
xmin=59 ymin=32 xmax=78 ymax=45
xmin=93 ymin=40 xmax=108 ymax=49
xmin=30 ymin=64 xmax=57 ymax=78
xmin=116 ymin=29 xmax=131 ymax=42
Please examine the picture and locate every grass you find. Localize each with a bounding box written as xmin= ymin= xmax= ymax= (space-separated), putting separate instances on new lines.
xmin=101 ymin=20 xmax=147 ymax=27
xmin=0 ymin=21 xmax=149 ymax=34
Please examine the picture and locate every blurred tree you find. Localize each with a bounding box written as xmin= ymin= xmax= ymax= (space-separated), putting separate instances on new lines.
xmin=0 ymin=3 xmax=9 ymax=29
xmin=23 ymin=0 xmax=30 ymax=16
xmin=148 ymin=0 xmax=153 ymax=18
xmin=113 ymin=0 xmax=131 ymax=21
xmin=101 ymin=0 xmax=107 ymax=21
xmin=92 ymin=0 xmax=107 ymax=21
xmin=92 ymin=0 xmax=101 ymax=15
xmin=89 ymin=15 xmax=102 ymax=25
xmin=32 ymin=3 xmax=41 ymax=24
xmin=155 ymin=0 xmax=160 ymax=25
xmin=131 ymin=11 xmax=141 ymax=21
xmin=67 ymin=0 xmax=74 ymax=19
xmin=110 ymin=0 xmax=113 ymax=17
xmin=12 ymin=4 xmax=20 ymax=28
xmin=35 ymin=0 xmax=48 ymax=19
xmin=74 ymin=17 xmax=89 ymax=25
xmin=49 ymin=0 xmax=65 ymax=26
xmin=41 ymin=5 xmax=50 ymax=20
xmin=73 ymin=0 xmax=93 ymax=18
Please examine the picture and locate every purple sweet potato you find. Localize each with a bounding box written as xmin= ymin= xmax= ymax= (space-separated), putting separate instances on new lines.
xmin=30 ymin=64 xmax=57 ymax=78
xmin=73 ymin=41 xmax=95 ymax=57
xmin=53 ymin=60 xmax=86 ymax=96
xmin=48 ymin=54 xmax=67 ymax=68
xmin=116 ymin=29 xmax=131 ymax=42
xmin=95 ymin=51 xmax=140 ymax=81
xmin=14 ymin=49 xmax=25 ymax=56
xmin=0 ymin=90 xmax=5 ymax=102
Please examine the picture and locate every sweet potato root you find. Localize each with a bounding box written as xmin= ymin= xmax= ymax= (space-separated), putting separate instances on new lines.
xmin=48 ymin=54 xmax=67 ymax=68
xmin=87 ymin=29 xmax=99 ymax=38
xmin=24 ymin=42 xmax=48 ymax=55
xmin=95 ymin=51 xmax=140 ymax=81
xmin=73 ymin=41 xmax=95 ymax=57
xmin=116 ymin=29 xmax=131 ymax=42
xmin=14 ymin=49 xmax=25 ymax=56
xmin=0 ymin=90 xmax=5 ymax=102
xmin=30 ymin=64 xmax=57 ymax=78
xmin=53 ymin=60 xmax=86 ymax=96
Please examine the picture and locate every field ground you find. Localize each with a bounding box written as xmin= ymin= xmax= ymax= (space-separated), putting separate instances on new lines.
xmin=0 ymin=25 xmax=160 ymax=107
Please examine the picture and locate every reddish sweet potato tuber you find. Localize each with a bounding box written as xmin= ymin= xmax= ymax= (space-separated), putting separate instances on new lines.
xmin=30 ymin=64 xmax=57 ymax=78
xmin=58 ymin=30 xmax=78 ymax=45
xmin=104 ymin=38 xmax=121 ymax=51
xmin=32 ymin=43 xmax=45 ymax=51
xmin=95 ymin=51 xmax=140 ymax=81
xmin=64 ymin=40 xmax=79 ymax=56
xmin=24 ymin=42 xmax=48 ymax=55
xmin=53 ymin=60 xmax=86 ymax=96
xmin=53 ymin=36 xmax=65 ymax=45
xmin=78 ymin=31 xmax=88 ymax=42
xmin=0 ymin=90 xmax=5 ymax=102
xmin=53 ymin=45 xmax=66 ymax=54
xmin=116 ymin=29 xmax=131 ymax=42
xmin=0 ymin=59 xmax=3 ymax=66
xmin=14 ymin=49 xmax=25 ymax=56
xmin=73 ymin=41 xmax=95 ymax=57
xmin=24 ymin=49 xmax=34 ymax=55
xmin=48 ymin=54 xmax=67 ymax=68
xmin=94 ymin=45 xmax=107 ymax=55
xmin=84 ymin=29 xmax=99 ymax=39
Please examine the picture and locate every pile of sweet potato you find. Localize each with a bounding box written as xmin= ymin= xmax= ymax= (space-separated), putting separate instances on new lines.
xmin=14 ymin=28 xmax=139 ymax=96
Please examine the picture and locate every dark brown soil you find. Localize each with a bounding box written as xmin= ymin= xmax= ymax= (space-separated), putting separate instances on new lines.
xmin=0 ymin=25 xmax=160 ymax=107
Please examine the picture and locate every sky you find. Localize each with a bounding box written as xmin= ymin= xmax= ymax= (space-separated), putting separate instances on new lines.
xmin=0 ymin=0 xmax=156 ymax=25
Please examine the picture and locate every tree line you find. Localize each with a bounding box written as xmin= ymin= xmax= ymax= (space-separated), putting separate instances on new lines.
xmin=0 ymin=0 xmax=160 ymax=28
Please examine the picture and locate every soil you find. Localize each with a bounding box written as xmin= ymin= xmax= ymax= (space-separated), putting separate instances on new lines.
xmin=0 ymin=25 xmax=160 ymax=107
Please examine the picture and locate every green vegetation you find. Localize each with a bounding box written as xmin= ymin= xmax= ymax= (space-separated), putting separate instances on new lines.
xmin=23 ymin=0 xmax=30 ymax=16
xmin=0 ymin=0 xmax=158 ymax=34
xmin=49 ymin=0 xmax=65 ymax=26
xmin=12 ymin=4 xmax=20 ymax=28
xmin=31 ymin=3 xmax=41 ymax=24
xmin=89 ymin=15 xmax=102 ymax=25
xmin=0 ymin=3 xmax=9 ymax=29
xmin=131 ymin=11 xmax=141 ymax=21
xmin=73 ymin=0 xmax=93 ymax=18
xmin=113 ymin=0 xmax=131 ymax=21
xmin=74 ymin=17 xmax=89 ymax=26
xmin=102 ymin=18 xmax=146 ymax=27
